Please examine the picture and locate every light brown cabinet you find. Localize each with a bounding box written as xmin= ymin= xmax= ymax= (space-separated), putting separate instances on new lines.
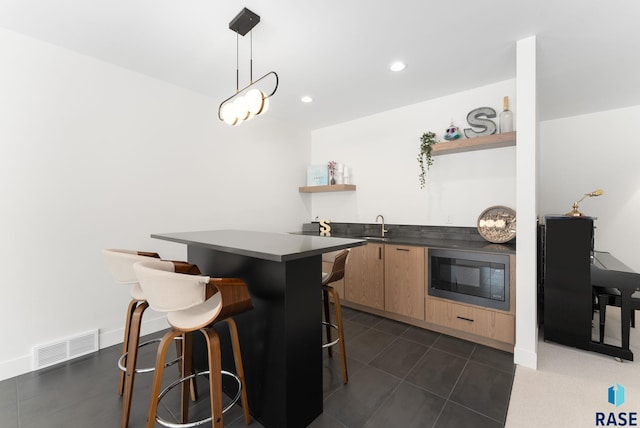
xmin=425 ymin=298 xmax=515 ymax=344
xmin=343 ymin=243 xmax=425 ymax=320
xmin=344 ymin=243 xmax=384 ymax=310
xmin=384 ymin=245 xmax=425 ymax=320
xmin=425 ymin=253 xmax=516 ymax=346
xmin=339 ymin=242 xmax=516 ymax=351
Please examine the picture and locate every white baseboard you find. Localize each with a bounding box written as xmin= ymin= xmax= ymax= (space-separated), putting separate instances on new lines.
xmin=0 ymin=315 xmax=169 ymax=382
xmin=0 ymin=355 xmax=31 ymax=382
xmin=99 ymin=315 xmax=169 ymax=349
xmin=514 ymin=346 xmax=538 ymax=369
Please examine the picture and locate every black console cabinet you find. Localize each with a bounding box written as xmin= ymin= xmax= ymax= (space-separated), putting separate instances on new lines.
xmin=541 ymin=216 xmax=637 ymax=360
xmin=542 ymin=216 xmax=594 ymax=349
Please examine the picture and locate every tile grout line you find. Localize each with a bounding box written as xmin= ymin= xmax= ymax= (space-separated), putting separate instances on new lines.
xmin=441 ymin=343 xmax=509 ymax=427
xmin=360 ymin=337 xmax=438 ymax=427
xmin=444 ymin=343 xmax=474 ymax=401
xmin=467 ymin=344 xmax=517 ymax=376
xmin=431 ymin=344 xmax=476 ymax=428
xmin=358 ymin=356 xmax=429 ymax=427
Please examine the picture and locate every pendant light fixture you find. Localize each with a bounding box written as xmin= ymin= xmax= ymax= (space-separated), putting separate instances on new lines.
xmin=218 ymin=8 xmax=279 ymax=126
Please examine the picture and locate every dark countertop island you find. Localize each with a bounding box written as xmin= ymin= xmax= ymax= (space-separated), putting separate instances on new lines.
xmin=152 ymin=229 xmax=366 ymax=428
xmin=152 ymin=229 xmax=365 ymax=262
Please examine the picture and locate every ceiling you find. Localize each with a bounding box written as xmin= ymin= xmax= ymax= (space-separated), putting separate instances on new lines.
xmin=1 ymin=0 xmax=639 ymax=130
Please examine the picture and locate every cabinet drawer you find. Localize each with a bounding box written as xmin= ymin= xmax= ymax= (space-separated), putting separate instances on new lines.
xmin=426 ymin=298 xmax=514 ymax=344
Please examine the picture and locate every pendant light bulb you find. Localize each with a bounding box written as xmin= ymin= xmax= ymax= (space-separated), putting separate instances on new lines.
xmin=220 ymin=103 xmax=238 ymax=126
xmin=246 ymin=89 xmax=266 ymax=115
xmin=259 ymin=95 xmax=270 ymax=115
xmin=233 ymin=96 xmax=250 ymax=121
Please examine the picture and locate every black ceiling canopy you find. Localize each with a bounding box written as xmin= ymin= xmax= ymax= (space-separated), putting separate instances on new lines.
xmin=229 ymin=8 xmax=260 ymax=36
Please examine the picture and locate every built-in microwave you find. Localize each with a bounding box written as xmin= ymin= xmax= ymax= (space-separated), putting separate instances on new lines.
xmin=428 ymin=248 xmax=510 ymax=311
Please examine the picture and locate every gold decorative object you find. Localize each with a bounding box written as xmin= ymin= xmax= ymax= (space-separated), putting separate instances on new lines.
xmin=477 ymin=205 xmax=516 ymax=243
xmin=566 ymin=189 xmax=604 ymax=217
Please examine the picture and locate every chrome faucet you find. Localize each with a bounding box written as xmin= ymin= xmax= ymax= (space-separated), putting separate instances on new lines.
xmin=376 ymin=215 xmax=389 ymax=237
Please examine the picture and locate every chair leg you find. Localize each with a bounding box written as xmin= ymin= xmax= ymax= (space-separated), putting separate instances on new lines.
xmin=119 ymin=299 xmax=138 ymax=396
xmin=175 ymin=333 xmax=199 ymax=402
xmin=147 ymin=329 xmax=182 ymax=428
xmin=322 ymin=289 xmax=333 ymax=357
xmin=180 ymin=332 xmax=193 ymax=424
xmin=121 ymin=301 xmax=148 ymax=428
xmin=187 ymin=335 xmax=199 ymax=402
xmin=202 ymin=328 xmax=224 ymax=428
xmin=328 ymin=287 xmax=348 ymax=384
xmin=226 ymin=318 xmax=251 ymax=425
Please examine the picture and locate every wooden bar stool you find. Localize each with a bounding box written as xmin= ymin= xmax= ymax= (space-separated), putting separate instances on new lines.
xmin=103 ymin=249 xmax=171 ymax=428
xmin=322 ymin=249 xmax=350 ymax=384
xmin=134 ymin=259 xmax=253 ymax=428
xmin=103 ymin=249 xmax=200 ymax=428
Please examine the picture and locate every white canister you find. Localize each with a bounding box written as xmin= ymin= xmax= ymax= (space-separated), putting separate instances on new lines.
xmin=343 ymin=167 xmax=352 ymax=184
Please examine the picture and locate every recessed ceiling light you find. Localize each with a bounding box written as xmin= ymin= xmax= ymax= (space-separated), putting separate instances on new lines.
xmin=301 ymin=96 xmax=313 ymax=103
xmin=390 ymin=61 xmax=406 ymax=72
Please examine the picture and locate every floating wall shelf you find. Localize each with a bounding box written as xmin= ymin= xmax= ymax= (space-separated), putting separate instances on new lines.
xmin=299 ymin=184 xmax=356 ymax=193
xmin=432 ymin=131 xmax=516 ymax=156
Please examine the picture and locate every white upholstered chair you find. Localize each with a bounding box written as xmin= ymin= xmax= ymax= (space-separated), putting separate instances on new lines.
xmin=134 ymin=259 xmax=253 ymax=428
xmin=103 ymin=249 xmax=169 ymax=428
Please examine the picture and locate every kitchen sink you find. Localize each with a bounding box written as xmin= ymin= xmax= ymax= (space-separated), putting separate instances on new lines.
xmin=360 ymin=236 xmax=389 ymax=242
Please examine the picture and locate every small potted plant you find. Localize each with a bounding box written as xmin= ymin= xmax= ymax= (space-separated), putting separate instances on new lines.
xmin=417 ymin=131 xmax=437 ymax=188
xmin=328 ymin=160 xmax=337 ymax=185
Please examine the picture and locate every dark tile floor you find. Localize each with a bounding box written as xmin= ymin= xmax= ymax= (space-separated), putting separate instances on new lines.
xmin=0 ymin=306 xmax=514 ymax=428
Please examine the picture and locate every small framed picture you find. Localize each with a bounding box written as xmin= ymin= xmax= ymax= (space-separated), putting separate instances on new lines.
xmin=307 ymin=165 xmax=329 ymax=186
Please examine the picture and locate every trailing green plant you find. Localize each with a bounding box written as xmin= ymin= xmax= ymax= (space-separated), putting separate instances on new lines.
xmin=417 ymin=131 xmax=437 ymax=188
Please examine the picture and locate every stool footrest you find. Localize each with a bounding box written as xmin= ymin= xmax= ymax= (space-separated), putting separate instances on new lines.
xmin=118 ymin=337 xmax=182 ymax=373
xmin=321 ymin=321 xmax=340 ymax=348
xmin=155 ymin=370 xmax=242 ymax=428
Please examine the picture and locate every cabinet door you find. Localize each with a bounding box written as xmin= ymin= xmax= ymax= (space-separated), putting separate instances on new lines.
xmin=384 ymin=245 xmax=425 ymax=320
xmin=345 ymin=243 xmax=384 ymax=310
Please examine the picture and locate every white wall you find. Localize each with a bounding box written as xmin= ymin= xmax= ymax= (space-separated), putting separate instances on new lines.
xmin=0 ymin=28 xmax=310 ymax=380
xmin=3 ymin=25 xmax=637 ymax=381
xmin=309 ymin=80 xmax=516 ymax=227
xmin=539 ymin=105 xmax=640 ymax=273
xmin=514 ymin=36 xmax=538 ymax=369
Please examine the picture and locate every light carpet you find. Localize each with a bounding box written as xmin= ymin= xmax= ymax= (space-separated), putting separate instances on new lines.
xmin=506 ymin=307 xmax=640 ymax=427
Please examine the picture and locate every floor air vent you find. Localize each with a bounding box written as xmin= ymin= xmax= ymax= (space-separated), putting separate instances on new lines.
xmin=33 ymin=329 xmax=99 ymax=370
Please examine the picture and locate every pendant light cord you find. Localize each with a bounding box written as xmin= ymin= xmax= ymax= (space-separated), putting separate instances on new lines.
xmin=237 ymin=32 xmax=254 ymax=89
xmin=235 ymin=33 xmax=239 ymax=92
xmin=250 ymin=31 xmax=254 ymax=84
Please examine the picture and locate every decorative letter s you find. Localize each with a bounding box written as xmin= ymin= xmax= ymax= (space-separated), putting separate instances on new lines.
xmin=319 ymin=219 xmax=331 ymax=236
xmin=464 ymin=107 xmax=497 ymax=138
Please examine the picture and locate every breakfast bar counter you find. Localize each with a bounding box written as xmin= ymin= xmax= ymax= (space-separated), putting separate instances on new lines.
xmin=152 ymin=229 xmax=365 ymax=428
